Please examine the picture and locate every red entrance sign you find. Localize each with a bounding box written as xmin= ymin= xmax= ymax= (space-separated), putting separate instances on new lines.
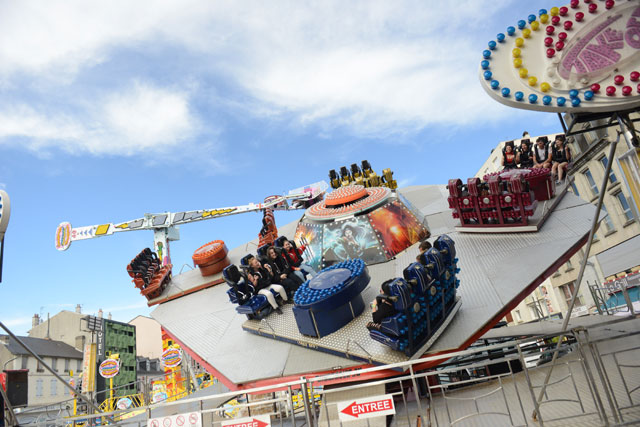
xmin=337 ymin=394 xmax=396 ymax=421
xmin=221 ymin=415 xmax=270 ymax=427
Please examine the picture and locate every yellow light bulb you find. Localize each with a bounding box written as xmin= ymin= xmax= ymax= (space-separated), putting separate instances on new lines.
xmin=550 ymin=7 xmax=559 ymax=16
xmin=528 ymin=76 xmax=538 ymax=86
xmin=540 ymin=14 xmax=549 ymax=24
xmin=516 ymin=37 xmax=524 ymax=47
xmin=519 ymin=68 xmax=528 ymax=78
xmin=512 ymin=48 xmax=521 ymax=58
xmin=531 ymin=21 xmax=540 ymax=31
xmin=513 ymin=58 xmax=523 ymax=68
xmin=541 ymin=82 xmax=551 ymax=92
xmin=522 ymin=28 xmax=531 ymax=38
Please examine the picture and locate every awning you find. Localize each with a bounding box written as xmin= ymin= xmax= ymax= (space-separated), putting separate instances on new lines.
xmin=595 ymin=235 xmax=640 ymax=278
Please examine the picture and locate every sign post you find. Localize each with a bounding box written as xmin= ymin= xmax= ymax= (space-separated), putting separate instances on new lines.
xmin=99 ymin=355 xmax=120 ymax=411
xmin=0 ymin=189 xmax=11 ymax=283
xmin=337 ymin=394 xmax=396 ymax=422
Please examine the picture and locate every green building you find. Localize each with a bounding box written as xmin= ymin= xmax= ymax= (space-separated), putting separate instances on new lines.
xmin=96 ymin=319 xmax=137 ymax=399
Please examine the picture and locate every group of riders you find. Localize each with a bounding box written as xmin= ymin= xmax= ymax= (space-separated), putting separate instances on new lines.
xmin=502 ymin=134 xmax=571 ymax=183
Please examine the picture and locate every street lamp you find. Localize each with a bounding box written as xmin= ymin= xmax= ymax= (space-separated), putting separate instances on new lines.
xmin=3 ymin=356 xmax=18 ymax=370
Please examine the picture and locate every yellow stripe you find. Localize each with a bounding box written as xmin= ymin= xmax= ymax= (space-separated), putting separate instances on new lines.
xmin=95 ymin=224 xmax=110 ymax=235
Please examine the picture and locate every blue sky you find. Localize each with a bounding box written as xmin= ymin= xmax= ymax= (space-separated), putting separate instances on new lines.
xmin=1 ymin=0 xmax=561 ymax=335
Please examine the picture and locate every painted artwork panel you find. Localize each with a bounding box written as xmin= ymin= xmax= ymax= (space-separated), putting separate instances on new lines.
xmin=321 ymin=216 xmax=386 ymax=267
xmin=294 ymin=222 xmax=323 ymax=271
xmin=368 ymin=200 xmax=429 ymax=258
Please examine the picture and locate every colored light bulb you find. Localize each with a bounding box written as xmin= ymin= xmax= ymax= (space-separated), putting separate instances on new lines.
xmin=605 ymin=0 xmax=615 ymax=9
xmin=614 ymin=75 xmax=624 ymax=85
xmin=515 ymin=91 xmax=524 ymax=101
xmin=622 ymin=86 xmax=632 ymax=96
xmin=522 ymin=28 xmax=531 ymax=38
xmin=502 ymin=87 xmax=511 ymax=97
xmin=541 ymin=82 xmax=551 ymax=92
xmin=540 ymin=14 xmax=549 ymax=24
xmin=531 ymin=21 xmax=540 ymax=31
xmin=559 ymin=6 xmax=568 ymax=16
xmin=484 ymin=71 xmax=492 ymax=80
xmin=558 ymin=32 xmax=568 ymax=41
xmin=543 ymin=95 xmax=552 ymax=105
xmin=550 ymin=7 xmax=559 ymax=16
xmin=528 ymin=14 xmax=537 ymax=23
xmin=481 ymin=60 xmax=490 ymax=69
xmin=488 ymin=40 xmax=497 ymax=50
xmin=555 ymin=41 xmax=565 ymax=51
xmin=584 ymin=90 xmax=594 ymax=100
xmin=529 ymin=94 xmax=538 ymax=103
xmin=546 ymin=25 xmax=555 ymax=35
xmin=544 ymin=37 xmax=554 ymax=46
xmin=606 ymin=86 xmax=616 ymax=96
xmin=630 ymin=71 xmax=640 ymax=81
xmin=512 ymin=48 xmax=521 ymax=58
xmin=564 ymin=21 xmax=573 ymax=31
xmin=518 ymin=20 xmax=526 ymax=29
xmin=528 ymin=76 xmax=538 ymax=86
xmin=497 ymin=33 xmax=506 ymax=42
xmin=551 ymin=16 xmax=561 ymax=25
xmin=507 ymin=26 xmax=516 ymax=36
xmin=539 ymin=9 xmax=548 ymax=16
xmin=589 ymin=3 xmax=597 ymax=13
xmin=519 ymin=68 xmax=528 ymax=78
xmin=491 ymin=80 xmax=500 ymax=89
xmin=571 ymin=97 xmax=581 ymax=106
xmin=513 ymin=58 xmax=523 ymax=68
xmin=515 ymin=37 xmax=524 ymax=47
xmin=575 ymin=12 xmax=584 ymax=22
xmin=590 ymin=83 xmax=600 ymax=93
xmin=570 ymin=0 xmax=579 ymax=8
xmin=483 ymin=50 xmax=492 ymax=59
xmin=557 ymin=97 xmax=566 ymax=106
xmin=569 ymin=89 xmax=579 ymax=98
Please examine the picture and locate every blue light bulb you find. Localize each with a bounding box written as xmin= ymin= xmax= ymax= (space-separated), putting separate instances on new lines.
xmin=501 ymin=88 xmax=510 ymax=97
xmin=482 ymin=49 xmax=491 ymax=59
xmin=529 ymin=94 xmax=538 ymax=103
xmin=584 ymin=90 xmax=594 ymax=100
xmin=483 ymin=71 xmax=492 ymax=80
xmin=518 ymin=20 xmax=526 ymax=29
xmin=507 ymin=26 xmax=516 ymax=36
xmin=539 ymin=9 xmax=548 ymax=16
xmin=571 ymin=97 xmax=581 ymax=106
xmin=557 ymin=97 xmax=566 ymax=106
xmin=569 ymin=89 xmax=579 ymax=98
xmin=488 ymin=40 xmax=497 ymax=50
xmin=528 ymin=14 xmax=537 ymax=23
xmin=497 ymin=33 xmax=506 ymax=42
xmin=515 ymin=91 xmax=524 ymax=101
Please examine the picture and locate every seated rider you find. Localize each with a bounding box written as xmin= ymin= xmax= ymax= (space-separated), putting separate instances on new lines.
xmin=281 ymin=238 xmax=316 ymax=281
xmin=517 ymin=139 xmax=534 ymax=168
xmin=246 ymin=255 xmax=287 ymax=314
xmin=416 ymin=239 xmax=432 ymax=263
xmin=502 ymin=141 xmax=517 ymax=170
xmin=551 ymin=134 xmax=571 ymax=183
xmin=533 ymin=137 xmax=551 ymax=169
xmin=366 ymin=280 xmax=398 ymax=331
xmin=265 ymin=246 xmax=303 ymax=296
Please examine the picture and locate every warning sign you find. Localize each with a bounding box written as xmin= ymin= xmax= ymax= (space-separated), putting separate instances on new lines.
xmin=148 ymin=411 xmax=201 ymax=427
xmin=220 ymin=414 xmax=270 ymax=427
xmin=337 ymin=394 xmax=395 ymax=422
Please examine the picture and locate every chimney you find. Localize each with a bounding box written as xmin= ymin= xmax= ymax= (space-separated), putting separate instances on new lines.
xmin=98 ymin=309 xmax=103 ymax=318
xmin=32 ymin=314 xmax=40 ymax=328
xmin=76 ymin=304 xmax=82 ymax=314
xmin=108 ymin=312 xmax=112 ymax=320
xmin=0 ymin=336 xmax=9 ymax=345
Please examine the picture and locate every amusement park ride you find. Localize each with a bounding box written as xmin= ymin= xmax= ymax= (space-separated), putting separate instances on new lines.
xmin=52 ymin=0 xmax=640 ymax=397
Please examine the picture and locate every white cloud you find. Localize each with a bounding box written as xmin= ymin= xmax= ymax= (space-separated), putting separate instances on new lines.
xmin=0 ymin=83 xmax=197 ymax=156
xmin=0 ymin=0 xmax=519 ymax=147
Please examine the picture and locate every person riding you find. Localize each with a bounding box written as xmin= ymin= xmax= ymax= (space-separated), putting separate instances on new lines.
xmin=366 ymin=280 xmax=398 ymax=331
xmin=502 ymin=141 xmax=517 ymax=170
xmin=416 ymin=239 xmax=432 ymax=263
xmin=281 ymin=237 xmax=316 ymax=281
xmin=246 ymin=254 xmax=287 ymax=314
xmin=265 ymin=246 xmax=303 ymax=296
xmin=533 ymin=137 xmax=551 ymax=169
xmin=517 ymin=139 xmax=534 ymax=168
xmin=551 ymin=135 xmax=571 ymax=183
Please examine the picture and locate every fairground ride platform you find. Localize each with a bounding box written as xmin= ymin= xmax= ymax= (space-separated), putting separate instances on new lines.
xmin=150 ymin=184 xmax=600 ymax=390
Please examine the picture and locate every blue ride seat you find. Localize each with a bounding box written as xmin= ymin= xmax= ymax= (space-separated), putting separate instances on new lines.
xmin=419 ymin=248 xmax=445 ymax=279
xmin=223 ymin=264 xmax=272 ymax=320
xmin=403 ymin=262 xmax=433 ymax=295
xmin=369 ymin=278 xmax=414 ymax=339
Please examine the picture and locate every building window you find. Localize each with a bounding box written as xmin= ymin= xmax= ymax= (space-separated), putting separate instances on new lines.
xmin=21 ymin=356 xmax=28 ymax=370
xmin=64 ymin=358 xmax=70 ymax=372
xmin=583 ymin=169 xmax=598 ymax=195
xmin=514 ymin=310 xmax=522 ymax=323
xmin=599 ymin=155 xmax=618 ymax=184
xmin=37 ymin=360 xmax=44 ymax=372
xmin=51 ymin=357 xmax=58 ymax=372
xmin=50 ymin=379 xmax=57 ymax=396
xmin=601 ymin=204 xmax=615 ymax=233
xmin=615 ymin=192 xmax=635 ymax=222
xmin=570 ymin=182 xmax=580 ymax=197
xmin=565 ymin=259 xmax=574 ymax=271
xmin=560 ymin=282 xmax=583 ymax=306
xmin=36 ymin=379 xmax=43 ymax=397
xmin=76 ymin=359 xmax=82 ymax=372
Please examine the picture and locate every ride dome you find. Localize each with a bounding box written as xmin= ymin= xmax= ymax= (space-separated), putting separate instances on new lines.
xmin=294 ymin=185 xmax=429 ymax=269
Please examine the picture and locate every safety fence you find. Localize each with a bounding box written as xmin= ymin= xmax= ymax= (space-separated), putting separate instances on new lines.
xmin=16 ymin=315 xmax=640 ymax=426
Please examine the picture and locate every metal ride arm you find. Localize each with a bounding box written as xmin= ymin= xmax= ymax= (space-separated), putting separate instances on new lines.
xmin=55 ymin=181 xmax=328 ymax=252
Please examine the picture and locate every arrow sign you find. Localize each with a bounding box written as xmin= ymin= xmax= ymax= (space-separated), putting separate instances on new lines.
xmin=220 ymin=415 xmax=270 ymax=427
xmin=337 ymin=394 xmax=395 ymax=422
